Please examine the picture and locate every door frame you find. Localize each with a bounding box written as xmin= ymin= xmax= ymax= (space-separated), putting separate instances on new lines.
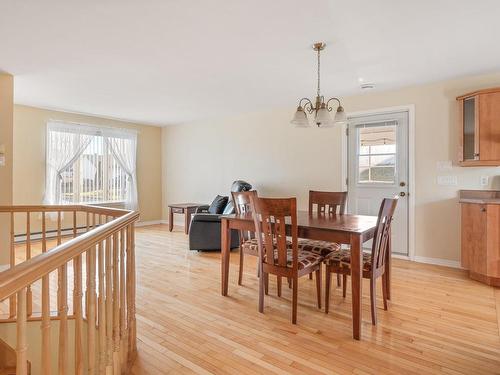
xmin=341 ymin=104 xmax=415 ymax=260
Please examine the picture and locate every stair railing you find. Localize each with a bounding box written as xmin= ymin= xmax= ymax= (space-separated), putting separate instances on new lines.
xmin=0 ymin=205 xmax=139 ymax=375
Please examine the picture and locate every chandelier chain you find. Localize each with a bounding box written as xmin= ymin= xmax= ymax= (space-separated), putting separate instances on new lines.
xmin=317 ymin=48 xmax=321 ymax=98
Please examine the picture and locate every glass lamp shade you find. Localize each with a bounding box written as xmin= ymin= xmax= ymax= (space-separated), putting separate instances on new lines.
xmin=333 ymin=105 xmax=347 ymax=124
xmin=290 ymin=106 xmax=310 ymax=127
xmin=315 ymin=106 xmax=333 ymax=127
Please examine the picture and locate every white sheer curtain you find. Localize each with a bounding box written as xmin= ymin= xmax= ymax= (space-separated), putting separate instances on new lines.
xmin=105 ymin=132 xmax=138 ymax=210
xmin=44 ymin=122 xmax=93 ymax=205
xmin=45 ymin=121 xmax=139 ymax=210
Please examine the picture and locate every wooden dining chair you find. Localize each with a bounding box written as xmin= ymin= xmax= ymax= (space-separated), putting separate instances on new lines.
xmin=232 ymin=190 xmax=259 ymax=286
xmin=300 ymin=191 xmax=348 ymax=282
xmin=324 ymin=197 xmax=398 ymax=325
xmin=249 ymin=196 xmax=323 ymax=324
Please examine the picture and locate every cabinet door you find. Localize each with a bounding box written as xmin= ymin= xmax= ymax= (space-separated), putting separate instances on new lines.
xmin=461 ymin=203 xmax=487 ymax=273
xmin=462 ymin=96 xmax=479 ymax=161
xmin=479 ymin=92 xmax=500 ymax=161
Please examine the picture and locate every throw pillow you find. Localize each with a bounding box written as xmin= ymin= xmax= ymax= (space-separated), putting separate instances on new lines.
xmin=208 ymin=195 xmax=229 ymax=214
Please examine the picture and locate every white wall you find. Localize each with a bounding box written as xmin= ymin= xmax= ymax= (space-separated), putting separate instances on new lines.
xmin=162 ymin=72 xmax=500 ymax=263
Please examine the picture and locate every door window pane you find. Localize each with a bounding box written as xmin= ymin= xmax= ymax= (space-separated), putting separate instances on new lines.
xmin=357 ymin=124 xmax=397 ymax=184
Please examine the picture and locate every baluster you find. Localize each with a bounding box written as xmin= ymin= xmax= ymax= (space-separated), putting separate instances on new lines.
xmin=112 ymin=232 xmax=120 ymax=375
xmin=74 ymin=254 xmax=83 ymax=375
xmin=58 ymin=263 xmax=68 ymax=375
xmin=106 ymin=236 xmax=114 ymax=375
xmin=87 ymin=246 xmax=97 ymax=375
xmin=9 ymin=212 xmax=16 ymax=318
xmin=41 ymin=212 xmax=51 ymax=375
xmin=98 ymin=237 xmax=106 ymax=374
xmin=86 ymin=211 xmax=90 ymax=232
xmin=127 ymin=224 xmax=137 ymax=362
xmin=57 ymin=211 xmax=62 ymax=245
xmin=119 ymin=228 xmax=127 ymax=366
xmin=73 ymin=210 xmax=77 ymax=238
xmin=17 ymin=287 xmax=28 ymax=375
xmin=26 ymin=212 xmax=33 ymax=317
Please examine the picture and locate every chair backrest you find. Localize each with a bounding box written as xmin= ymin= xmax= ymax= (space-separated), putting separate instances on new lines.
xmin=371 ymin=197 xmax=399 ymax=272
xmin=309 ymin=190 xmax=347 ymax=215
xmin=232 ymin=190 xmax=258 ymax=242
xmin=250 ymin=196 xmax=298 ymax=272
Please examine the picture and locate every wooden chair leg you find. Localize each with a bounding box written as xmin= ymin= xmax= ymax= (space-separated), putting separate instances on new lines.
xmin=325 ymin=266 xmax=331 ymax=314
xmin=287 ymin=277 xmax=292 ymax=289
xmin=264 ymin=272 xmax=269 ymax=295
xmin=238 ymin=249 xmax=244 ymax=286
xmin=381 ymin=274 xmax=388 ymax=311
xmin=370 ymin=278 xmax=377 ymax=325
xmin=337 ymin=273 xmax=341 ymax=287
xmin=292 ymin=276 xmax=298 ymax=324
xmin=258 ymin=270 xmax=264 ymax=313
xmin=309 ymin=273 xmax=312 ymax=280
xmin=315 ymin=266 xmax=321 ymax=309
xmin=342 ymin=274 xmax=347 ymax=298
xmin=277 ymin=276 xmax=282 ymax=297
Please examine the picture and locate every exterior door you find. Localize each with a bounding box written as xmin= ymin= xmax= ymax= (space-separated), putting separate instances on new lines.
xmin=347 ymin=111 xmax=409 ymax=255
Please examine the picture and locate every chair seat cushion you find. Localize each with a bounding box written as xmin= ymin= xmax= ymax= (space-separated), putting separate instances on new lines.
xmin=298 ymin=239 xmax=341 ymax=256
xmin=241 ymin=238 xmax=291 ymax=255
xmin=324 ymin=249 xmax=372 ymax=272
xmin=241 ymin=238 xmax=323 ymax=270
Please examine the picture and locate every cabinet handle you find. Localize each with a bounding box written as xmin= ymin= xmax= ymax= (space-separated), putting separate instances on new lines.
xmin=480 ymin=207 xmax=487 ymax=212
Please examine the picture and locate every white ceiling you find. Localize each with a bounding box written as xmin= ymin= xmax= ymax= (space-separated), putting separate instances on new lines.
xmin=1 ymin=0 xmax=500 ymax=126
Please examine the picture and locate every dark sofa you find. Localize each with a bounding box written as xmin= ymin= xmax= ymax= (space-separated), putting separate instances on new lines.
xmin=188 ymin=180 xmax=252 ymax=251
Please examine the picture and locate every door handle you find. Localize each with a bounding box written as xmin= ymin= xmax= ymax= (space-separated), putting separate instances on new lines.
xmin=399 ymin=192 xmax=406 ymax=197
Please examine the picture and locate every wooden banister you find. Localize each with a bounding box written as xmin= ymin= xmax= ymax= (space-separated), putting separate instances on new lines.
xmin=0 ymin=210 xmax=139 ymax=301
xmin=0 ymin=204 xmax=139 ymax=375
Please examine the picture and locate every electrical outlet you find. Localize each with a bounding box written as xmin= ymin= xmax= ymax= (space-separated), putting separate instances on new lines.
xmin=480 ymin=176 xmax=489 ymax=186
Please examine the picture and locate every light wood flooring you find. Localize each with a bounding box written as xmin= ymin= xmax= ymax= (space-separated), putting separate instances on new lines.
xmin=2 ymin=224 xmax=499 ymax=374
xmin=128 ymin=225 xmax=500 ymax=375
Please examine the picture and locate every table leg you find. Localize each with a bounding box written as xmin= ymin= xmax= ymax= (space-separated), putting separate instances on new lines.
xmin=221 ymin=218 xmax=231 ymax=296
xmin=184 ymin=209 xmax=189 ymax=235
xmin=168 ymin=208 xmax=173 ymax=232
xmin=350 ymin=234 xmax=362 ymax=340
xmin=385 ymin=227 xmax=392 ymax=300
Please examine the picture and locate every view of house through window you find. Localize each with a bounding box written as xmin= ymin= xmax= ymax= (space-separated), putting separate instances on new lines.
xmin=45 ymin=122 xmax=138 ymax=208
xmin=60 ymin=136 xmax=128 ymax=203
xmin=357 ymin=123 xmax=397 ymax=184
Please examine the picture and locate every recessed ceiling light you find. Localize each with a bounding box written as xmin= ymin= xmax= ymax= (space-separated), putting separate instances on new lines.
xmin=360 ymin=83 xmax=375 ymax=90
xmin=358 ymin=77 xmax=364 ymax=83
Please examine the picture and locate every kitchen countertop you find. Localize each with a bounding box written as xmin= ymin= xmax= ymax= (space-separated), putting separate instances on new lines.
xmin=459 ymin=190 xmax=500 ymax=205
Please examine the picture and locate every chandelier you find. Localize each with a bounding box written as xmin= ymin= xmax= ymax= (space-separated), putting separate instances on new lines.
xmin=291 ymin=42 xmax=347 ymax=128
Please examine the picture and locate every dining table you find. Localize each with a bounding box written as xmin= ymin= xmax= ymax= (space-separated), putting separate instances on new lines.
xmin=220 ymin=210 xmax=390 ymax=340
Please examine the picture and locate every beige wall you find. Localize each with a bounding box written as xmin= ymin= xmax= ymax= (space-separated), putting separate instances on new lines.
xmin=162 ymin=72 xmax=500 ymax=264
xmin=13 ymin=105 xmax=163 ymax=226
xmin=0 ymin=74 xmax=14 ymax=265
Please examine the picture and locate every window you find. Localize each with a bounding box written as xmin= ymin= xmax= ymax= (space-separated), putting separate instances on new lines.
xmin=45 ymin=122 xmax=138 ymax=209
xmin=357 ymin=123 xmax=397 ymax=184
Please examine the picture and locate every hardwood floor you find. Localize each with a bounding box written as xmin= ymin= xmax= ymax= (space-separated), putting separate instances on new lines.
xmin=1 ymin=224 xmax=499 ymax=374
xmin=130 ymin=225 xmax=500 ymax=375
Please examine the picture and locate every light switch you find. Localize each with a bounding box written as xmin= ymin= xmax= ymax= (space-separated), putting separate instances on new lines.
xmin=437 ymin=175 xmax=458 ymax=186
xmin=480 ymin=176 xmax=489 ymax=186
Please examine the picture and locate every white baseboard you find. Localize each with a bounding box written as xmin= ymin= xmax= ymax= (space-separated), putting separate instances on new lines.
xmin=411 ymin=256 xmax=462 ymax=269
xmin=135 ymin=220 xmax=167 ymax=227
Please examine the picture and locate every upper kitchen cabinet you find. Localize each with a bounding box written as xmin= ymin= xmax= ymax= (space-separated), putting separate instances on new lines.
xmin=457 ymin=88 xmax=500 ymax=166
